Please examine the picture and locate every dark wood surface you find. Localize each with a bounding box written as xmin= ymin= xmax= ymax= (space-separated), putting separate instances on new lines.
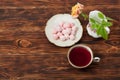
xmin=0 ymin=0 xmax=120 ymax=80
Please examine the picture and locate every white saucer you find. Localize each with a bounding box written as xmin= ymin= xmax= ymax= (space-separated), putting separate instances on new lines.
xmin=45 ymin=14 xmax=83 ymax=47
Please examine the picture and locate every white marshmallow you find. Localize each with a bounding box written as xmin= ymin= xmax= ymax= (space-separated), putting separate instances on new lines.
xmin=62 ymin=30 xmax=66 ymax=35
xmin=64 ymin=34 xmax=69 ymax=39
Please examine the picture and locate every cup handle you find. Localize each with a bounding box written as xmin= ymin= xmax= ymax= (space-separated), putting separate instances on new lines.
xmin=93 ymin=57 xmax=100 ymax=62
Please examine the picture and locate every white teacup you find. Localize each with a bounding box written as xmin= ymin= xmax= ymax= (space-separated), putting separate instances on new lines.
xmin=67 ymin=44 xmax=100 ymax=68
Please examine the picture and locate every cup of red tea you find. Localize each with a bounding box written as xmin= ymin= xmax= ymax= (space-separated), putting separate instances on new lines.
xmin=67 ymin=44 xmax=100 ymax=68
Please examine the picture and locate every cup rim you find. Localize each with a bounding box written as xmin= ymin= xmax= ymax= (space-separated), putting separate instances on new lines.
xmin=67 ymin=44 xmax=93 ymax=68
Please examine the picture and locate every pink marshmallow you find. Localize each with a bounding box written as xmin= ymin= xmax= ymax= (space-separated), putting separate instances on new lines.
xmin=66 ymin=28 xmax=72 ymax=32
xmin=69 ymin=35 xmax=75 ymax=40
xmin=53 ymin=34 xmax=59 ymax=40
xmin=57 ymin=32 xmax=63 ymax=37
xmin=62 ymin=29 xmax=70 ymax=35
xmin=60 ymin=35 xmax=66 ymax=41
xmin=52 ymin=29 xmax=58 ymax=34
xmin=62 ymin=30 xmax=66 ymax=35
xmin=65 ymin=28 xmax=72 ymax=35
xmin=70 ymin=23 xmax=75 ymax=27
xmin=63 ymin=23 xmax=71 ymax=28
xmin=61 ymin=26 xmax=65 ymax=30
xmin=72 ymin=26 xmax=78 ymax=32
xmin=71 ymin=30 xmax=76 ymax=35
xmin=55 ymin=26 xmax=62 ymax=32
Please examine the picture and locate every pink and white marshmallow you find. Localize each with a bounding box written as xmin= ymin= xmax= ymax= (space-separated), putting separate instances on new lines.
xmin=53 ymin=34 xmax=59 ymax=40
xmin=52 ymin=22 xmax=78 ymax=41
xmin=69 ymin=35 xmax=75 ymax=40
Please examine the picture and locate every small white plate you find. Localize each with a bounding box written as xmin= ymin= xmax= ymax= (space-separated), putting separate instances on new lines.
xmin=45 ymin=14 xmax=83 ymax=47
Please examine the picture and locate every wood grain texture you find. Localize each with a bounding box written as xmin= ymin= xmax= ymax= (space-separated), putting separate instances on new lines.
xmin=0 ymin=0 xmax=120 ymax=80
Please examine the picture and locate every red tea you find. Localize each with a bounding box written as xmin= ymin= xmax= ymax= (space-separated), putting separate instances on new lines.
xmin=69 ymin=47 xmax=92 ymax=67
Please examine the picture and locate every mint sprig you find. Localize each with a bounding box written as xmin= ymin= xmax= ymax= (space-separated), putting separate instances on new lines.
xmin=106 ymin=17 xmax=114 ymax=21
xmin=89 ymin=12 xmax=113 ymax=40
xmin=81 ymin=13 xmax=88 ymax=20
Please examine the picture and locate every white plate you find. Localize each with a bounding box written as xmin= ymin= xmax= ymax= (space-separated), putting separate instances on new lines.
xmin=45 ymin=14 xmax=83 ymax=47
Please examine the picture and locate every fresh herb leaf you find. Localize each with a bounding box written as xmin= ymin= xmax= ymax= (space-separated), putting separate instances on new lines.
xmin=106 ymin=17 xmax=113 ymax=21
xmin=91 ymin=23 xmax=97 ymax=29
xmin=81 ymin=13 xmax=88 ymax=20
xmin=102 ymin=21 xmax=112 ymax=27
xmin=96 ymin=25 xmax=102 ymax=35
xmin=90 ymin=17 xmax=112 ymax=40
xmin=89 ymin=11 xmax=113 ymax=40
xmin=98 ymin=12 xmax=105 ymax=19
xmin=90 ymin=18 xmax=96 ymax=23
xmin=101 ymin=28 xmax=108 ymax=40
xmin=96 ymin=26 xmax=108 ymax=40
xmin=90 ymin=18 xmax=100 ymax=30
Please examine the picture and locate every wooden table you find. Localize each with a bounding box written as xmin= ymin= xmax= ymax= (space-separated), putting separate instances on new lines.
xmin=0 ymin=0 xmax=120 ymax=80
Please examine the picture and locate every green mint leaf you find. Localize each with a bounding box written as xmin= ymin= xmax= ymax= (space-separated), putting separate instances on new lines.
xmin=90 ymin=18 xmax=96 ymax=23
xmin=101 ymin=28 xmax=108 ymax=40
xmin=96 ymin=25 xmax=102 ymax=35
xmin=96 ymin=26 xmax=108 ymax=40
xmin=90 ymin=16 xmax=112 ymax=40
xmin=91 ymin=23 xmax=100 ymax=30
xmin=98 ymin=12 xmax=105 ymax=19
xmin=106 ymin=17 xmax=113 ymax=21
xmin=91 ymin=23 xmax=97 ymax=29
xmin=81 ymin=13 xmax=88 ymax=20
xmin=102 ymin=20 xmax=112 ymax=27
